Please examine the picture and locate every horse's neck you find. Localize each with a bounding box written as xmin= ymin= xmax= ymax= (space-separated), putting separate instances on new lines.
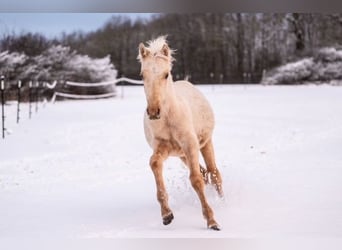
xmin=163 ymin=79 xmax=178 ymax=108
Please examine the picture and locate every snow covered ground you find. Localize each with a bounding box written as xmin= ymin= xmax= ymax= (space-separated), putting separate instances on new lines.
xmin=1 ymin=85 xmax=342 ymax=244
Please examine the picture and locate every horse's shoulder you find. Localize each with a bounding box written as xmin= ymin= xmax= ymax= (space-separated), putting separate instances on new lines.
xmin=173 ymin=80 xmax=206 ymax=101
xmin=173 ymin=80 xmax=198 ymax=95
xmin=173 ymin=80 xmax=194 ymax=88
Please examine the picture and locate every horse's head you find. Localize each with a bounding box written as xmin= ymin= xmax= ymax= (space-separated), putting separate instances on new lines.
xmin=138 ymin=36 xmax=174 ymax=120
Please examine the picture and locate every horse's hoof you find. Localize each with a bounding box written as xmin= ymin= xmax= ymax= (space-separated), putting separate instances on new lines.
xmin=162 ymin=213 xmax=174 ymax=225
xmin=209 ymin=224 xmax=221 ymax=231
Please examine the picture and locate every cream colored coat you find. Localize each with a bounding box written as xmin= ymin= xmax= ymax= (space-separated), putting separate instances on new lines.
xmin=144 ymin=80 xmax=215 ymax=157
xmin=138 ymin=36 xmax=223 ymax=230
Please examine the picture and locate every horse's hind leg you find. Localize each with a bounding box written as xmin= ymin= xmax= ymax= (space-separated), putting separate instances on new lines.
xmin=200 ymin=139 xmax=224 ymax=197
xmin=150 ymin=145 xmax=174 ymax=225
xmin=180 ymin=157 xmax=209 ymax=184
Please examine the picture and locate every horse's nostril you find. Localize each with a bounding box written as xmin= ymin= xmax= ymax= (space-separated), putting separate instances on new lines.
xmin=146 ymin=107 xmax=161 ymax=120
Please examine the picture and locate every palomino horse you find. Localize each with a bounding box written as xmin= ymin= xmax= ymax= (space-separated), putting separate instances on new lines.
xmin=138 ymin=36 xmax=223 ymax=230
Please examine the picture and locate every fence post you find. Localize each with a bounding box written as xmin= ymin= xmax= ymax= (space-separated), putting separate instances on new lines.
xmin=29 ymin=80 xmax=32 ymax=119
xmin=121 ymin=83 xmax=125 ymax=99
xmin=121 ymin=75 xmax=125 ymax=99
xmin=17 ymin=80 xmax=21 ymax=124
xmin=1 ymin=75 xmax=5 ymax=139
xmin=42 ymin=82 xmax=47 ymax=107
xmin=35 ymin=81 xmax=39 ymax=113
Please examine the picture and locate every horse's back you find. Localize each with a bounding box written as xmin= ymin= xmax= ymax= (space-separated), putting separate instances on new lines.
xmin=174 ymin=80 xmax=215 ymax=143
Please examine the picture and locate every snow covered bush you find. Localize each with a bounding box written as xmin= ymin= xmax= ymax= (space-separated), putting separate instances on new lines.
xmin=262 ymin=47 xmax=342 ymax=85
xmin=314 ymin=47 xmax=342 ymax=63
xmin=32 ymin=45 xmax=117 ymax=82
xmin=262 ymin=58 xmax=314 ymax=85
xmin=32 ymin=45 xmax=76 ymax=80
xmin=0 ymin=45 xmax=117 ymax=82
xmin=0 ymin=51 xmax=28 ymax=80
xmin=311 ymin=61 xmax=342 ymax=82
xmin=66 ymin=54 xmax=117 ymax=82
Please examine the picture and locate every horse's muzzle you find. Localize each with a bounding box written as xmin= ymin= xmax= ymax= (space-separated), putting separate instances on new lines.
xmin=146 ymin=107 xmax=161 ymax=120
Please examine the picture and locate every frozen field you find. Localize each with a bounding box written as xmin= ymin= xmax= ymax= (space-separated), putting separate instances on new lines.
xmin=1 ymin=84 xmax=342 ymax=243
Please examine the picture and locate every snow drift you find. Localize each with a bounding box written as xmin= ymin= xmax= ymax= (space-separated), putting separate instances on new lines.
xmin=0 ymin=85 xmax=342 ymax=244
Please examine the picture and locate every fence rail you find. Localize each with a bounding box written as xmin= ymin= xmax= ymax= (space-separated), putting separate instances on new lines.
xmin=52 ymin=92 xmax=117 ymax=102
xmin=50 ymin=77 xmax=143 ymax=102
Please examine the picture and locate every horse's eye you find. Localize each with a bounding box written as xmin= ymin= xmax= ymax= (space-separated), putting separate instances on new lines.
xmin=164 ymin=73 xmax=169 ymax=79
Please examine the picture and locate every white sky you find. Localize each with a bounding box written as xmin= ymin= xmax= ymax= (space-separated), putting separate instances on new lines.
xmin=0 ymin=13 xmax=153 ymax=38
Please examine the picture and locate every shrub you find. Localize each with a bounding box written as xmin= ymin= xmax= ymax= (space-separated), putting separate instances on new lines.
xmin=0 ymin=51 xmax=28 ymax=80
xmin=262 ymin=47 xmax=342 ymax=84
xmin=262 ymin=58 xmax=314 ymax=85
xmin=0 ymin=45 xmax=117 ymax=83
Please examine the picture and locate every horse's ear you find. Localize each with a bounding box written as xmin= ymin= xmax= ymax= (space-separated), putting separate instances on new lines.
xmin=161 ymin=44 xmax=170 ymax=57
xmin=139 ymin=43 xmax=150 ymax=59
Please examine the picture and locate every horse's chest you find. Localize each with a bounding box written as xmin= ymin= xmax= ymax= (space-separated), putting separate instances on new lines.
xmin=164 ymin=135 xmax=184 ymax=156
xmin=145 ymin=119 xmax=184 ymax=156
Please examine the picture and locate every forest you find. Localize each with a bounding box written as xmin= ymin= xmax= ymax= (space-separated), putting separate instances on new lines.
xmin=1 ymin=13 xmax=342 ymax=84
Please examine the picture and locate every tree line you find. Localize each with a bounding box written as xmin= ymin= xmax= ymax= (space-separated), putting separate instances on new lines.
xmin=1 ymin=13 xmax=342 ymax=84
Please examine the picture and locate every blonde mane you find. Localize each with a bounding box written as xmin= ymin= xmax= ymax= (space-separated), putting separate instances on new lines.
xmin=137 ymin=35 xmax=175 ymax=65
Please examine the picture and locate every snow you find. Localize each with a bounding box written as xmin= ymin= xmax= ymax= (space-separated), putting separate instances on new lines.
xmin=1 ymin=85 xmax=342 ymax=245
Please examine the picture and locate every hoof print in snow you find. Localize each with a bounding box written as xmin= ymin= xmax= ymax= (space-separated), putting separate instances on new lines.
xmin=162 ymin=213 xmax=174 ymax=225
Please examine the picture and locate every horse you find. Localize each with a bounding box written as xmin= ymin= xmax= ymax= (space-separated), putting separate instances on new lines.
xmin=137 ymin=36 xmax=223 ymax=230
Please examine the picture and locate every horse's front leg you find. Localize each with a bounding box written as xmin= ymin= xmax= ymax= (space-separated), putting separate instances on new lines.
xmin=150 ymin=145 xmax=174 ymax=225
xmin=182 ymin=137 xmax=220 ymax=230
